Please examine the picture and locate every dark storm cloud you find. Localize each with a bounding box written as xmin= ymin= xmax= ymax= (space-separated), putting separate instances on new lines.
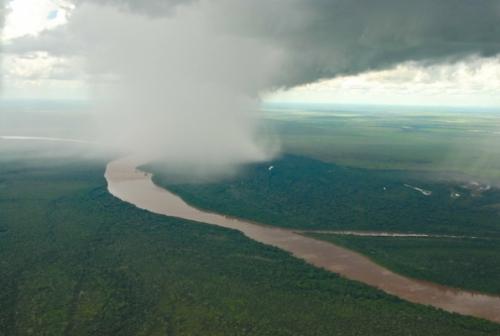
xmin=4 ymin=0 xmax=500 ymax=170
xmin=7 ymin=0 xmax=500 ymax=88
xmin=202 ymin=0 xmax=500 ymax=87
xmin=274 ymin=0 xmax=500 ymax=86
xmin=72 ymin=0 xmax=500 ymax=87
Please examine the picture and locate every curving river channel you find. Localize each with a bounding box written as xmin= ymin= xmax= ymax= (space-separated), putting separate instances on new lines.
xmin=105 ymin=156 xmax=500 ymax=323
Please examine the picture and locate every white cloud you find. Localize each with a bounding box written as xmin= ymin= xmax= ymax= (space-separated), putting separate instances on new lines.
xmin=3 ymin=0 xmax=500 ymax=109
xmin=4 ymin=51 xmax=83 ymax=80
xmin=267 ymin=56 xmax=500 ymax=107
xmin=2 ymin=51 xmax=88 ymax=100
xmin=1 ymin=0 xmax=82 ymax=99
xmin=3 ymin=0 xmax=73 ymax=40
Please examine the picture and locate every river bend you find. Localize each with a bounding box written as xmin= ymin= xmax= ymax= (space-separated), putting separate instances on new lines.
xmin=106 ymin=156 xmax=500 ymax=323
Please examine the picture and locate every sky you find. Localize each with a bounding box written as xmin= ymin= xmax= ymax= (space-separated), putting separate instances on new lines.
xmin=2 ymin=0 xmax=500 ymax=107
xmin=1 ymin=0 xmax=500 ymax=170
xmin=267 ymin=58 xmax=500 ymax=108
xmin=1 ymin=0 xmax=86 ymax=100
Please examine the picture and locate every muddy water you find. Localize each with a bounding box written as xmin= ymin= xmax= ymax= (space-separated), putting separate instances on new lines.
xmin=106 ymin=156 xmax=500 ymax=323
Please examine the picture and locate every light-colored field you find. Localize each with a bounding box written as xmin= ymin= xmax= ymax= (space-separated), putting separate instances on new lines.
xmin=264 ymin=104 xmax=500 ymax=181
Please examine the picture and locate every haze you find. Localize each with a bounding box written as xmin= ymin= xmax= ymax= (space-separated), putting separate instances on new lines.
xmin=2 ymin=0 xmax=500 ymax=172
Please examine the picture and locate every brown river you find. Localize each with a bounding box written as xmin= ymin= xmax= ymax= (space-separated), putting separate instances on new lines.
xmin=106 ymin=156 xmax=500 ymax=324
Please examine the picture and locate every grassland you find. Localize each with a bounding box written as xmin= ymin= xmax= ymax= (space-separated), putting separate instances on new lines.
xmin=2 ymin=144 xmax=500 ymax=334
xmin=264 ymin=104 xmax=500 ymax=181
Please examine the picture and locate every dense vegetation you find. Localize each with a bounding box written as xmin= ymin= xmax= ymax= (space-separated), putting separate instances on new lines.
xmin=148 ymin=154 xmax=500 ymax=294
xmin=2 ymin=147 xmax=500 ymax=334
xmin=308 ymin=234 xmax=500 ymax=295
xmin=148 ymin=155 xmax=500 ymax=237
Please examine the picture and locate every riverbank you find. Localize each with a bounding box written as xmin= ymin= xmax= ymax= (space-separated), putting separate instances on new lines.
xmin=106 ymin=156 xmax=500 ymax=323
xmin=3 ymin=147 xmax=499 ymax=334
